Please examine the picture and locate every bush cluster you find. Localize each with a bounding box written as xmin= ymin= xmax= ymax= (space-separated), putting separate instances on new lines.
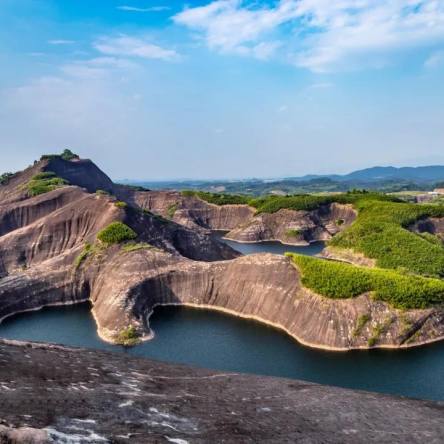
xmin=0 ymin=172 xmax=14 ymax=185
xmin=40 ymin=149 xmax=79 ymax=162
xmin=114 ymin=201 xmax=127 ymax=209
xmin=287 ymin=253 xmax=444 ymax=310
xmin=27 ymin=172 xmax=67 ymax=197
xmin=117 ymin=325 xmax=140 ymax=346
xmin=182 ymin=190 xmax=250 ymax=205
xmin=97 ymin=222 xmax=137 ymax=245
xmin=329 ymin=200 xmax=444 ymax=277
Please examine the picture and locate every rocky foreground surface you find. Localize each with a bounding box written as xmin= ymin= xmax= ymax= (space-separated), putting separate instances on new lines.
xmin=1 ymin=339 xmax=443 ymax=444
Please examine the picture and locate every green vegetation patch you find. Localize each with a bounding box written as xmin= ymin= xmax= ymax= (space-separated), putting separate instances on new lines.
xmin=116 ymin=325 xmax=140 ymax=346
xmin=41 ymin=149 xmax=79 ymax=162
xmin=114 ymin=201 xmax=127 ymax=209
xmin=285 ymin=229 xmax=301 ymax=237
xmin=182 ymin=190 xmax=250 ymax=206
xmin=167 ymin=203 xmax=178 ymax=219
xmin=97 ymin=222 xmax=137 ymax=245
xmin=287 ymin=254 xmax=444 ymax=309
xmin=182 ymin=189 xmax=394 ymax=212
xmin=26 ymin=172 xmax=68 ymax=197
xmin=121 ymin=242 xmax=153 ymax=253
xmin=353 ymin=314 xmax=371 ymax=337
xmin=329 ymin=200 xmax=444 ymax=277
xmin=0 ymin=172 xmax=14 ymax=185
xmin=250 ymin=191 xmax=395 ymax=214
xmin=74 ymin=243 xmax=93 ymax=269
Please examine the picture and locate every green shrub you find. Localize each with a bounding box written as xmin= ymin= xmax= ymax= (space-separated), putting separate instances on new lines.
xmin=353 ymin=314 xmax=370 ymax=337
xmin=116 ymin=325 xmax=140 ymax=346
xmin=0 ymin=172 xmax=14 ymax=185
xmin=40 ymin=149 xmax=79 ymax=161
xmin=27 ymin=173 xmax=67 ymax=197
xmin=74 ymin=243 xmax=92 ymax=269
xmin=31 ymin=172 xmax=56 ymax=180
xmin=285 ymin=229 xmax=301 ymax=237
xmin=96 ymin=189 xmax=109 ymax=196
xmin=114 ymin=201 xmax=127 ymax=209
xmin=60 ymin=149 xmax=79 ymax=161
xmin=121 ymin=242 xmax=153 ymax=253
xmin=167 ymin=203 xmax=178 ymax=219
xmin=287 ymin=253 xmax=444 ymax=309
xmin=97 ymin=222 xmax=137 ymax=245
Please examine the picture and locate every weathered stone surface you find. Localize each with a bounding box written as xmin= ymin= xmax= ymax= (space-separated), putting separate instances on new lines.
xmin=225 ymin=203 xmax=356 ymax=245
xmin=87 ymin=249 xmax=444 ymax=349
xmin=1 ymin=339 xmax=443 ymax=444
xmin=1 ymin=155 xmax=443 ymax=353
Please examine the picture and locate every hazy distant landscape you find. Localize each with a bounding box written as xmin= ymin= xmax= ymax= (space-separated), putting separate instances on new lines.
xmin=120 ymin=164 xmax=444 ymax=195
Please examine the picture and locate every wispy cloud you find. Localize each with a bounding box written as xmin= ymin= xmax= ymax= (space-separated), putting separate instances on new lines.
xmin=94 ymin=35 xmax=178 ymax=61
xmin=117 ymin=5 xmax=170 ymax=12
xmin=48 ymin=39 xmax=75 ymax=45
xmin=174 ymin=1 xmax=444 ymax=72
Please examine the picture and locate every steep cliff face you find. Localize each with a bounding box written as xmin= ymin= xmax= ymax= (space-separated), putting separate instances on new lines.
xmin=116 ymin=189 xmax=356 ymax=246
xmin=225 ymin=203 xmax=356 ymax=245
xmin=116 ymin=189 xmax=256 ymax=231
xmin=87 ymin=248 xmax=444 ymax=350
xmin=44 ymin=156 xmax=115 ymax=193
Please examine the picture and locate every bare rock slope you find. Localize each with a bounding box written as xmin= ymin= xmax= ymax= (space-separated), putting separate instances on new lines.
xmin=0 ymin=154 xmax=444 ymax=351
xmin=1 ymin=339 xmax=444 ymax=444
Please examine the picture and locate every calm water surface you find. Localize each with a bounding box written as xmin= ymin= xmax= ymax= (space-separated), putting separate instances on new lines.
xmin=212 ymin=231 xmax=325 ymax=256
xmin=1 ymin=303 xmax=444 ymax=401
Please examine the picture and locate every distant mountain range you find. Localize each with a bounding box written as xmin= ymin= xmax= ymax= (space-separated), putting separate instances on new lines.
xmin=120 ymin=165 xmax=444 ymax=195
xmin=293 ymin=165 xmax=444 ymax=184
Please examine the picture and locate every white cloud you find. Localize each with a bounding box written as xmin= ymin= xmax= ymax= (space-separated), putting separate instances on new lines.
xmin=174 ymin=0 xmax=444 ymax=71
xmin=425 ymin=50 xmax=444 ymax=68
xmin=117 ymin=5 xmax=170 ymax=12
xmin=174 ymin=0 xmax=297 ymax=58
xmin=94 ymin=35 xmax=179 ymax=61
xmin=48 ymin=39 xmax=75 ymax=45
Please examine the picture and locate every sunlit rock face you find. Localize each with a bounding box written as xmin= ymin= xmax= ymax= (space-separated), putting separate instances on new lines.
xmin=0 ymin=155 xmax=443 ymax=352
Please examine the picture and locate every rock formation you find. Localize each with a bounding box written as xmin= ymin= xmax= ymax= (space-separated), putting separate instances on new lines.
xmin=1 ymin=339 xmax=443 ymax=443
xmin=0 ymin=154 xmax=444 ymax=350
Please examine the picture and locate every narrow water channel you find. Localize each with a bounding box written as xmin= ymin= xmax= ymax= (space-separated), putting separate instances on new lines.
xmin=1 ymin=303 xmax=444 ymax=401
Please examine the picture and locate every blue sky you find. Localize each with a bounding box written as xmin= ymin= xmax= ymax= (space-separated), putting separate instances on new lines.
xmin=1 ymin=0 xmax=443 ymax=180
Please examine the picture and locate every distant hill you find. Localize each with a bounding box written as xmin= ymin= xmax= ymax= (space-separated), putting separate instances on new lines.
xmin=118 ymin=165 xmax=444 ymax=196
xmin=338 ymin=166 xmax=444 ymax=183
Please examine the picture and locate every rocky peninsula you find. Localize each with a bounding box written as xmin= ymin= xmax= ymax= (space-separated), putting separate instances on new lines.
xmin=1 ymin=152 xmax=444 ymax=352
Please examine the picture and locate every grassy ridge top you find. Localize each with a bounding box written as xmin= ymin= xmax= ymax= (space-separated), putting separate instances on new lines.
xmin=287 ymin=253 xmax=444 ymax=310
xmin=184 ymin=190 xmax=396 ymax=212
xmin=330 ymin=200 xmax=444 ymax=277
